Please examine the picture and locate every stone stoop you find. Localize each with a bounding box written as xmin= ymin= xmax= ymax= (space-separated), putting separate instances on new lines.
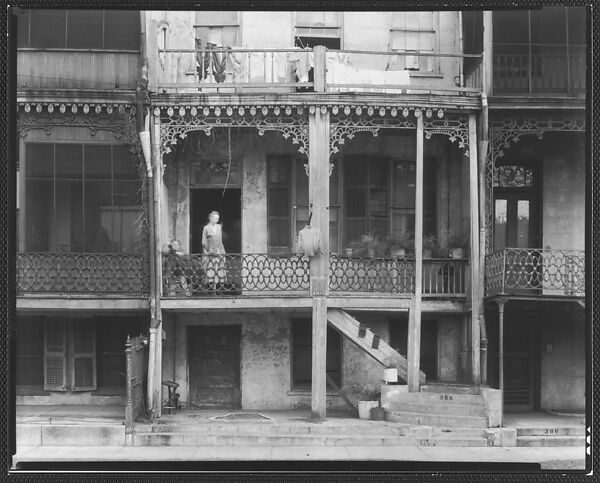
xmin=516 ymin=426 xmax=586 ymax=447
xmin=381 ymin=383 xmax=503 ymax=432
xmin=17 ymin=423 xmax=127 ymax=447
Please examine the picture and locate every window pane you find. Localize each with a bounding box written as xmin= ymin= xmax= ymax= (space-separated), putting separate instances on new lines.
xmin=493 ymin=11 xmax=529 ymax=47
xmin=346 ymin=188 xmax=367 ymax=217
xmin=196 ymin=11 xmax=238 ymax=26
xmin=84 ymin=144 xmax=112 ymax=179
xmin=26 ymin=144 xmax=54 ymax=178
xmin=268 ymin=219 xmax=290 ymax=248
xmin=268 ymin=187 xmax=289 ymax=217
xmin=114 ymin=181 xmax=139 ymax=207
xmin=568 ymin=7 xmax=586 ymax=45
xmin=16 ymin=9 xmax=29 ymax=48
xmin=30 ymin=10 xmax=66 ymax=48
xmin=25 ymin=180 xmax=53 ymax=251
xmin=516 ymin=200 xmax=530 ymax=248
xmin=392 ymin=160 xmax=415 ymax=208
xmin=531 ymin=7 xmax=566 ymax=45
xmin=66 ymin=10 xmax=103 ymax=48
xmin=103 ymin=10 xmax=139 ymax=50
xmin=55 ymin=180 xmax=83 ymax=252
xmin=494 ymin=199 xmax=508 ymax=250
xmin=112 ymin=145 xmax=138 ymax=180
xmin=84 ymin=180 xmax=114 ymax=252
xmin=55 ymin=145 xmax=83 ymax=179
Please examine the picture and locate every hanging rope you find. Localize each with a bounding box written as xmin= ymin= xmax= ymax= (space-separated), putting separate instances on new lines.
xmin=222 ymin=127 xmax=232 ymax=198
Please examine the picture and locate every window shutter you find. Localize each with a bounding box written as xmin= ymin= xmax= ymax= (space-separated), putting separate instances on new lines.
xmin=70 ymin=320 xmax=97 ymax=391
xmin=44 ymin=319 xmax=67 ymax=391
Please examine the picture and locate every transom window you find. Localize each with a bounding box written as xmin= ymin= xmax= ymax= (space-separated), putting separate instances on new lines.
xmin=390 ymin=11 xmax=437 ymax=71
xmin=16 ymin=9 xmax=140 ymax=50
xmin=295 ymin=11 xmax=342 ymax=49
xmin=23 ymin=143 xmax=141 ymax=253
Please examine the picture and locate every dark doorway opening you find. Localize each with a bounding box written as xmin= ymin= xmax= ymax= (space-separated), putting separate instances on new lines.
xmin=188 ymin=325 xmax=241 ymax=408
xmin=191 ymin=188 xmax=242 ymax=254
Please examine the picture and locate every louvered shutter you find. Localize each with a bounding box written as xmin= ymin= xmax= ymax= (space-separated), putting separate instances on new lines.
xmin=70 ymin=320 xmax=97 ymax=391
xmin=44 ymin=319 xmax=67 ymax=391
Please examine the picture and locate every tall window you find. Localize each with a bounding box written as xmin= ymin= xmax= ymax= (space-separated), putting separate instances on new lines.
xmin=389 ymin=12 xmax=436 ymax=71
xmin=295 ymin=11 xmax=341 ymax=49
xmin=195 ymin=11 xmax=240 ymax=47
xmin=291 ymin=318 xmax=342 ymax=390
xmin=23 ymin=143 xmax=141 ymax=253
xmin=16 ymin=9 xmax=140 ymax=50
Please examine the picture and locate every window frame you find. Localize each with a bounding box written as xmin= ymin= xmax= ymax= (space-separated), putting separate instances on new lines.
xmin=16 ymin=9 xmax=140 ymax=52
xmin=22 ymin=141 xmax=141 ymax=254
xmin=194 ymin=11 xmax=241 ymax=47
xmin=293 ymin=11 xmax=343 ymax=48
xmin=388 ymin=11 xmax=440 ymax=73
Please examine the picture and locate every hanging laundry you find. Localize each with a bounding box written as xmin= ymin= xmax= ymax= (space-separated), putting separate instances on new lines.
xmin=208 ymin=43 xmax=228 ymax=83
xmin=195 ymin=38 xmax=205 ymax=80
xmin=297 ymin=224 xmax=321 ymax=257
xmin=288 ymin=49 xmax=314 ymax=84
xmin=227 ymin=49 xmax=245 ymax=82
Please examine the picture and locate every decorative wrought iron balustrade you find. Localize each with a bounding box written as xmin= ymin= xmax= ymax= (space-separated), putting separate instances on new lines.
xmin=485 ymin=248 xmax=585 ymax=297
xmin=17 ymin=253 xmax=148 ymax=295
xmin=162 ymin=253 xmax=310 ymax=296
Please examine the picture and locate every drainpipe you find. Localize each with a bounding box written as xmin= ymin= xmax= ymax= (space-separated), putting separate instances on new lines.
xmin=478 ymin=93 xmax=489 ymax=385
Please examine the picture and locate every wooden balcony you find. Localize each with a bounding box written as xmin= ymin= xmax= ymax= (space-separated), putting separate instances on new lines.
xmin=153 ymin=47 xmax=482 ymax=96
xmin=17 ymin=49 xmax=139 ymax=91
xmin=162 ymin=253 xmax=468 ymax=298
xmin=485 ymin=248 xmax=584 ymax=298
xmin=17 ymin=253 xmax=149 ymax=296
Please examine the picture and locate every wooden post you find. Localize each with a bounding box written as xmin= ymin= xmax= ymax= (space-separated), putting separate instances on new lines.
xmin=468 ymin=114 xmax=481 ymax=386
xmin=313 ymin=45 xmax=326 ymax=93
xmin=407 ymin=115 xmax=423 ymax=393
xmin=497 ymin=298 xmax=507 ymax=427
xmin=482 ymin=11 xmax=493 ymax=96
xmin=124 ymin=336 xmax=133 ymax=431
xmin=147 ymin=19 xmax=158 ymax=92
xmin=309 ymin=103 xmax=330 ymax=420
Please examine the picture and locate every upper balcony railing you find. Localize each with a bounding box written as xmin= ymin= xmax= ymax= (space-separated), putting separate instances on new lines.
xmin=17 ymin=253 xmax=149 ymax=296
xmin=492 ymin=44 xmax=586 ymax=95
xmin=485 ymin=248 xmax=585 ymax=298
xmin=154 ymin=46 xmax=483 ymax=95
xmin=162 ymin=252 xmax=467 ymax=298
xmin=17 ymin=49 xmax=139 ymax=91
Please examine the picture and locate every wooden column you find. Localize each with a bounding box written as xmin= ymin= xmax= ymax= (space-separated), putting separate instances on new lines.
xmin=468 ymin=114 xmax=481 ymax=386
xmin=407 ymin=115 xmax=423 ymax=393
xmin=309 ymin=103 xmax=330 ymax=420
xmin=482 ymin=11 xmax=493 ymax=96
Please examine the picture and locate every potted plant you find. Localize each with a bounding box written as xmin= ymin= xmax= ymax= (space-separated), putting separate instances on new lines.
xmin=387 ymin=232 xmax=414 ymax=258
xmin=350 ymin=233 xmax=386 ymax=258
xmin=357 ymin=389 xmax=380 ymax=420
xmin=422 ymin=234 xmax=438 ymax=259
xmin=448 ymin=230 xmax=468 ymax=259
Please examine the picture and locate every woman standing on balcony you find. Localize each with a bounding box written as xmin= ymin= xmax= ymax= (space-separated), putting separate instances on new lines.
xmin=202 ymin=211 xmax=227 ymax=290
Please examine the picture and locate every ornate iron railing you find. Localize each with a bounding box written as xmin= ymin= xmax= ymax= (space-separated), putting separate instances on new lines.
xmin=162 ymin=253 xmax=310 ymax=296
xmin=485 ymin=248 xmax=585 ymax=297
xmin=17 ymin=253 xmax=148 ymax=295
xmin=329 ymin=256 xmax=467 ymax=295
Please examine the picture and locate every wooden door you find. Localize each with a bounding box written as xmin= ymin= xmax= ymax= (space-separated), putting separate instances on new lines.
xmin=503 ymin=321 xmax=539 ymax=411
xmin=188 ymin=326 xmax=241 ymax=408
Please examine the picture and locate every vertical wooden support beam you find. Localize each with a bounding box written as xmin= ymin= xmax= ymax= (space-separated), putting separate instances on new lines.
xmin=468 ymin=114 xmax=481 ymax=386
xmin=407 ymin=115 xmax=423 ymax=393
xmin=313 ymin=45 xmax=326 ymax=93
xmin=147 ymin=19 xmax=158 ymax=92
xmin=309 ymin=104 xmax=330 ymax=420
xmin=124 ymin=336 xmax=133 ymax=431
xmin=482 ymin=11 xmax=493 ymax=96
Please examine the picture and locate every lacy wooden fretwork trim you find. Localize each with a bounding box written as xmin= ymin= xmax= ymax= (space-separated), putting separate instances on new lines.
xmin=155 ymin=104 xmax=309 ymax=156
xmin=484 ymin=116 xmax=586 ymax=253
xmin=423 ymin=117 xmax=470 ymax=156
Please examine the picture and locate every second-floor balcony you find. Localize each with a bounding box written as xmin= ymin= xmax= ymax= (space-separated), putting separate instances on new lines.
xmin=485 ymin=248 xmax=585 ymax=298
xmin=154 ymin=47 xmax=483 ymax=96
xmin=161 ymin=253 xmax=467 ymax=298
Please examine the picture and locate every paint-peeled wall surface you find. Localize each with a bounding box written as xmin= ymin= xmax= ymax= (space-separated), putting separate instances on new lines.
xmin=540 ymin=310 xmax=585 ymax=412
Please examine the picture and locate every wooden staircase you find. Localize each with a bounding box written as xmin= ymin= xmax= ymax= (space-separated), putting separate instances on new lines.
xmin=327 ymin=308 xmax=426 ymax=384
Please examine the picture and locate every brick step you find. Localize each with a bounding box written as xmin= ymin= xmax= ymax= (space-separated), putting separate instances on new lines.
xmin=386 ymin=410 xmax=489 ymax=429
xmin=385 ymin=401 xmax=486 ymax=418
xmin=516 ymin=426 xmax=584 ymax=437
xmin=516 ymin=435 xmax=586 ymax=447
xmin=420 ymin=384 xmax=481 ymax=396
xmin=131 ymin=432 xmax=488 ymax=447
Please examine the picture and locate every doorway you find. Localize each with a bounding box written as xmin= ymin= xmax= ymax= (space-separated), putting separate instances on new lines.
xmin=190 ymin=188 xmax=242 ymax=254
xmin=188 ymin=326 xmax=241 ymax=408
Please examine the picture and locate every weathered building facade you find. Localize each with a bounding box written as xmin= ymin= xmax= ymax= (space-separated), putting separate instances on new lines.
xmin=15 ymin=8 xmax=586 ymax=426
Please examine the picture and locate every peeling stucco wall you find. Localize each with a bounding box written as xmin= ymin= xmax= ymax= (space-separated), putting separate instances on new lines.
xmin=437 ymin=315 xmax=461 ymax=382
